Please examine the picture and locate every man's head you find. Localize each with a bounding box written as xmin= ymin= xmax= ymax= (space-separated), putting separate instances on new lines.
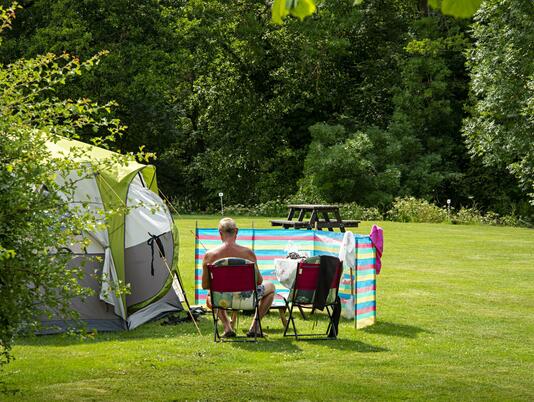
xmin=218 ymin=217 xmax=238 ymax=241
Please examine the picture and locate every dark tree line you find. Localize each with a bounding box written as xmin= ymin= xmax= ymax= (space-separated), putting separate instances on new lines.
xmin=1 ymin=0 xmax=531 ymax=216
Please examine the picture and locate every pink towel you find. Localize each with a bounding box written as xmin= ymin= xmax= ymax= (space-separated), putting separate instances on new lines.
xmin=370 ymin=225 xmax=384 ymax=274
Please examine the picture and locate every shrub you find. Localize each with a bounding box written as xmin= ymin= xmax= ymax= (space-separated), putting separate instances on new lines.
xmin=253 ymin=199 xmax=289 ymax=217
xmin=453 ymin=207 xmax=523 ymax=227
xmin=452 ymin=207 xmax=485 ymax=225
xmin=338 ymin=203 xmax=383 ymax=221
xmin=223 ymin=204 xmax=255 ymax=216
xmin=172 ymin=196 xmax=528 ymax=228
xmin=388 ymin=197 xmax=448 ymax=223
xmin=221 ymin=200 xmax=384 ymax=220
xmin=499 ymin=214 xmax=521 ymax=227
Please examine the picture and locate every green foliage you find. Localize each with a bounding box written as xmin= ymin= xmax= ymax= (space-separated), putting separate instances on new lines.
xmin=223 ymin=199 xmax=289 ymax=217
xmin=464 ymin=0 xmax=534 ymax=204
xmin=161 ymin=0 xmax=414 ymax=207
xmin=452 ymin=206 xmax=486 ymax=225
xmin=452 ymin=207 xmax=522 ymax=227
xmin=428 ymin=0 xmax=482 ymax=18
xmin=338 ymin=203 xmax=383 ymax=221
xmin=388 ymin=197 xmax=448 ymax=223
xmin=1 ymin=0 xmax=530 ymax=217
xmin=176 ymin=198 xmax=383 ymax=221
xmin=301 ymin=123 xmax=400 ymax=207
xmin=385 ymin=16 xmax=471 ymax=200
xmin=296 ymin=14 xmax=506 ymax=211
xmin=271 ymin=0 xmax=484 ymax=25
xmin=0 ymin=6 xmax=132 ymax=366
xmin=387 ymin=197 xmax=527 ymax=226
xmin=272 ymin=0 xmax=316 ymax=24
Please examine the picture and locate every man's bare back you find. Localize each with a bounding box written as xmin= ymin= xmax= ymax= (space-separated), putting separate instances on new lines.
xmin=202 ymin=243 xmax=261 ymax=289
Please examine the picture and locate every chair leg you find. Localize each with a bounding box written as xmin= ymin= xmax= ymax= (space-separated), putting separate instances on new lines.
xmin=287 ymin=303 xmax=298 ymax=339
xmin=298 ymin=305 xmax=307 ymax=320
xmin=325 ymin=306 xmax=334 ymax=337
xmin=212 ymin=308 xmax=220 ymax=342
xmin=283 ymin=299 xmax=293 ymax=337
xmin=325 ymin=303 xmax=339 ymax=339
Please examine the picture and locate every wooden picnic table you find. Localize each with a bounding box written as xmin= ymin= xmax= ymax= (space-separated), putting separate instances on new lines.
xmin=270 ymin=204 xmax=359 ymax=232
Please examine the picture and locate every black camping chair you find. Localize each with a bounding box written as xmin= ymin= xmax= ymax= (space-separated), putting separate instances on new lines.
xmin=283 ymin=256 xmax=342 ymax=340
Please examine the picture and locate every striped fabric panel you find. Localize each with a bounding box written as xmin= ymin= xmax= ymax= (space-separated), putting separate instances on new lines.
xmin=314 ymin=232 xmax=377 ymax=328
xmin=195 ymin=229 xmax=315 ymax=307
xmin=194 ymin=229 xmax=378 ymax=328
xmin=355 ymin=236 xmax=376 ymax=329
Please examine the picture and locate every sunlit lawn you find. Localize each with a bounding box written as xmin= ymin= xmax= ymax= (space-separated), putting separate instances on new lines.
xmin=1 ymin=217 xmax=533 ymax=401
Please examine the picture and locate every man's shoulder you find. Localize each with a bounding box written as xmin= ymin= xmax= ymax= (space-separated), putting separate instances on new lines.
xmin=203 ymin=246 xmax=223 ymax=263
xmin=234 ymin=245 xmax=256 ymax=261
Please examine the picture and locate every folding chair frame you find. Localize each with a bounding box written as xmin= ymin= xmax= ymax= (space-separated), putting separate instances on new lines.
xmin=283 ymin=260 xmax=342 ymax=341
xmin=208 ymin=263 xmax=264 ymax=343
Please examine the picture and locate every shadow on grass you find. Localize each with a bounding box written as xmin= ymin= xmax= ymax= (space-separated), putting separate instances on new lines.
xmin=361 ymin=321 xmax=429 ymax=338
xmin=0 ymin=379 xmax=20 ymax=398
xmin=228 ymin=335 xmax=388 ymax=353
xmin=226 ymin=337 xmax=304 ymax=353
xmin=13 ymin=317 xmax=421 ymax=352
xmin=14 ymin=317 xmax=217 ymax=347
xmin=318 ymin=338 xmax=389 ymax=353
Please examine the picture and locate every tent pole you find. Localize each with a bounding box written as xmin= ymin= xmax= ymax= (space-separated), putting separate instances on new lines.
xmin=191 ymin=229 xmax=209 ymax=251
xmin=159 ymin=188 xmax=183 ymax=220
xmin=175 ymin=269 xmax=202 ymax=336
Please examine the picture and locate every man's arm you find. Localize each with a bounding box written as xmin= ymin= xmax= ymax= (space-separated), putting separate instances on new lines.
xmin=245 ymin=249 xmax=262 ymax=286
xmin=255 ymin=266 xmax=263 ymax=286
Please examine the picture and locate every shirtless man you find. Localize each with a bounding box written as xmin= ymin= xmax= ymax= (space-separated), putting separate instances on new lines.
xmin=202 ymin=217 xmax=275 ymax=337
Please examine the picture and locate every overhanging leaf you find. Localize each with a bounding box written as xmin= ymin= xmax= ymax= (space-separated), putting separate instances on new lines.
xmin=441 ymin=0 xmax=482 ymax=18
xmin=272 ymin=0 xmax=289 ymax=25
xmin=272 ymin=0 xmax=316 ymax=25
xmin=290 ymin=0 xmax=316 ymax=21
xmin=428 ymin=0 xmax=440 ymax=9
xmin=429 ymin=0 xmax=482 ymax=18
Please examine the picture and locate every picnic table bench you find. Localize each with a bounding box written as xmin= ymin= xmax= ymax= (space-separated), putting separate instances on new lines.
xmin=270 ymin=204 xmax=359 ymax=232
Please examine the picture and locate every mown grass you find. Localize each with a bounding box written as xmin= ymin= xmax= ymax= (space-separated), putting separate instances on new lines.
xmin=1 ymin=217 xmax=533 ymax=401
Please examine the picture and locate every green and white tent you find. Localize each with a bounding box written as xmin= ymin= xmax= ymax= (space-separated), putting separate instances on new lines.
xmin=44 ymin=138 xmax=184 ymax=332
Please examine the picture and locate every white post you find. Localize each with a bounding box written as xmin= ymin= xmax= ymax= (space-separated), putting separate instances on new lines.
xmin=219 ymin=192 xmax=224 ymax=215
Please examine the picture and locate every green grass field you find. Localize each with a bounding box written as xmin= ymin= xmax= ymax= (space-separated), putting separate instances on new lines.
xmin=1 ymin=217 xmax=533 ymax=401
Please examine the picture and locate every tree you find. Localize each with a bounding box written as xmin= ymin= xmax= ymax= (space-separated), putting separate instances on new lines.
xmin=464 ymin=0 xmax=534 ymax=203
xmin=0 ymin=5 xmax=130 ymax=365
xmin=386 ymin=14 xmax=471 ymax=201
xmin=2 ymin=0 xmax=529 ymax=215
xmin=300 ymin=123 xmax=401 ymax=206
xmin=0 ymin=0 xmax=186 ymax=196
xmin=298 ymin=7 xmax=476 ymax=207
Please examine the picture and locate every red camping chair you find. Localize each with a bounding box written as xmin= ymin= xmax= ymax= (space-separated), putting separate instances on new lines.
xmin=283 ymin=256 xmax=342 ymax=340
xmin=207 ymin=259 xmax=263 ymax=342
